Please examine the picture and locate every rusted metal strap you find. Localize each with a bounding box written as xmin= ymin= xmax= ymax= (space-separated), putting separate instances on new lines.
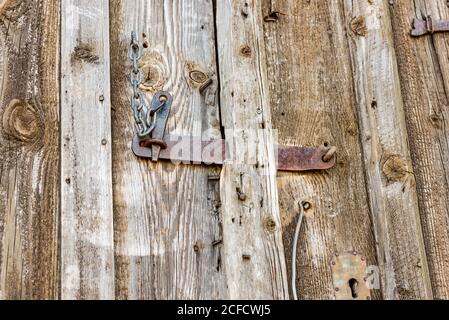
xmin=132 ymin=135 xmax=336 ymax=172
xmin=411 ymin=16 xmax=449 ymax=37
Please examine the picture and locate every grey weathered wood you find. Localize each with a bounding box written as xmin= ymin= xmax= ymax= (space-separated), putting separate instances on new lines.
xmin=263 ymin=0 xmax=379 ymax=299
xmin=343 ymin=0 xmax=432 ymax=299
xmin=216 ymin=0 xmax=289 ymax=299
xmin=110 ymin=0 xmax=226 ymax=299
xmin=60 ymin=0 xmax=114 ymax=299
xmin=0 ymin=0 xmax=60 ymax=300
xmin=390 ymin=0 xmax=449 ymax=299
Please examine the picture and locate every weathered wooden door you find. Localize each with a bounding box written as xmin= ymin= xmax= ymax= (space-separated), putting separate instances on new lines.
xmin=1 ymin=0 xmax=448 ymax=300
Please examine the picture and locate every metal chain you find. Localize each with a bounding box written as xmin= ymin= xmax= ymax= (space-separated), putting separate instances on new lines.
xmin=129 ymin=31 xmax=165 ymax=138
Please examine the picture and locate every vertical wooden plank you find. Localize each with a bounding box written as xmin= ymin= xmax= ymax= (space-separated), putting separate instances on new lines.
xmin=216 ymin=0 xmax=289 ymax=299
xmin=390 ymin=0 xmax=449 ymax=299
xmin=263 ymin=0 xmax=379 ymax=299
xmin=342 ymin=0 xmax=432 ymax=299
xmin=0 ymin=0 xmax=60 ymax=299
xmin=110 ymin=0 xmax=226 ymax=299
xmin=61 ymin=0 xmax=114 ymax=299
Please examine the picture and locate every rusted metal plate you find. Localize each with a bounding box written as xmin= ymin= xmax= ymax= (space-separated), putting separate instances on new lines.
xmin=331 ymin=252 xmax=371 ymax=300
xmin=132 ymin=135 xmax=336 ymax=172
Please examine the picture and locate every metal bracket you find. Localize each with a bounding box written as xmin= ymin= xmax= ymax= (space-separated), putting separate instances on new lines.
xmin=331 ymin=252 xmax=371 ymax=300
xmin=411 ymin=16 xmax=449 ymax=37
xmin=132 ymin=134 xmax=336 ymax=172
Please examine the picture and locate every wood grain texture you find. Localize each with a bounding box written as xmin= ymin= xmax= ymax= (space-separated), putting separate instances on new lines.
xmin=343 ymin=0 xmax=432 ymax=299
xmin=389 ymin=0 xmax=449 ymax=299
xmin=216 ymin=0 xmax=289 ymax=299
xmin=110 ymin=0 xmax=226 ymax=299
xmin=61 ymin=0 xmax=114 ymax=299
xmin=263 ymin=0 xmax=379 ymax=299
xmin=0 ymin=0 xmax=60 ymax=300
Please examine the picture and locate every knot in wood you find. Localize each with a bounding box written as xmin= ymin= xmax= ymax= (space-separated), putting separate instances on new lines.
xmin=264 ymin=217 xmax=277 ymax=233
xmin=2 ymin=99 xmax=41 ymax=143
xmin=240 ymin=45 xmax=252 ymax=58
xmin=72 ymin=44 xmax=99 ymax=64
xmin=0 ymin=0 xmax=26 ymax=16
xmin=189 ymin=70 xmax=208 ymax=84
xmin=139 ymin=52 xmax=167 ymax=93
xmin=350 ymin=16 xmax=367 ymax=37
xmin=141 ymin=64 xmax=162 ymax=89
xmin=429 ymin=113 xmax=442 ymax=129
xmin=382 ymin=154 xmax=408 ymax=183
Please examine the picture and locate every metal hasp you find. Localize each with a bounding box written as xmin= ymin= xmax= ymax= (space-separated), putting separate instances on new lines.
xmin=132 ymin=134 xmax=336 ymax=172
xmin=331 ymin=252 xmax=371 ymax=300
xmin=411 ymin=16 xmax=449 ymax=37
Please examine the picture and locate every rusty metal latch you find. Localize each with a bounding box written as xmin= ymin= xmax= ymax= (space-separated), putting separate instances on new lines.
xmin=129 ymin=32 xmax=336 ymax=172
xmin=132 ymin=134 xmax=336 ymax=172
xmin=411 ymin=16 xmax=449 ymax=37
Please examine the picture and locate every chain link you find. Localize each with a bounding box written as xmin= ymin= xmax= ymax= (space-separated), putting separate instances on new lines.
xmin=129 ymin=31 xmax=165 ymax=138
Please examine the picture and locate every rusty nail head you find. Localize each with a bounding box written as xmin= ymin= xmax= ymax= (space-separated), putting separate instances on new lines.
xmin=242 ymin=254 xmax=251 ymax=260
xmin=99 ymin=94 xmax=105 ymax=102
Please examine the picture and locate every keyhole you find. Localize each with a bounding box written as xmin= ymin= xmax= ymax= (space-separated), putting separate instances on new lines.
xmin=348 ymin=278 xmax=359 ymax=299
